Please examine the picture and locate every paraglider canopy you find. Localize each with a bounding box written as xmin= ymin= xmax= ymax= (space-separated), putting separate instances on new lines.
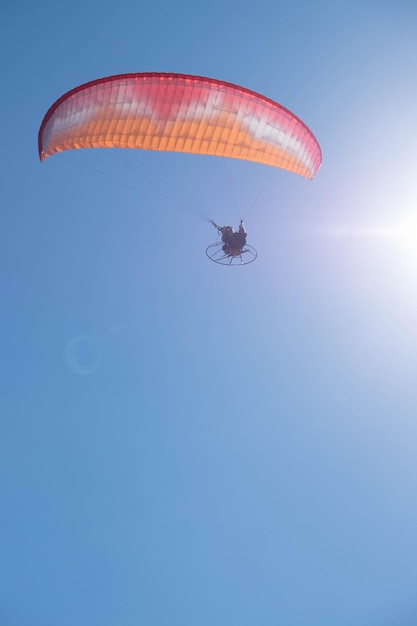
xmin=38 ymin=72 xmax=322 ymax=179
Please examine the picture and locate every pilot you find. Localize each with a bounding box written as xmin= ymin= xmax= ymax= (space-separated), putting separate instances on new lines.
xmin=221 ymin=221 xmax=247 ymax=253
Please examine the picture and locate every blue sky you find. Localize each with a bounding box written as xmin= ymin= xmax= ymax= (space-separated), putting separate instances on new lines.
xmin=2 ymin=1 xmax=417 ymax=624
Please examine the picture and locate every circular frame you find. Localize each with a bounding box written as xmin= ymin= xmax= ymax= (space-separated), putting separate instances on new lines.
xmin=206 ymin=242 xmax=258 ymax=266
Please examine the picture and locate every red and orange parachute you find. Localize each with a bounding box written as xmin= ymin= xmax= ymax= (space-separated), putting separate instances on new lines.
xmin=38 ymin=73 xmax=322 ymax=179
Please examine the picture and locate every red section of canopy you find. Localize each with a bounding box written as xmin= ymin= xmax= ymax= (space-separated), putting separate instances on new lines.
xmin=38 ymin=73 xmax=322 ymax=178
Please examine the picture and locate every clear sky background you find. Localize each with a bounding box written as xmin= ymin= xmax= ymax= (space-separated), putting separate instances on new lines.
xmin=2 ymin=1 xmax=417 ymax=625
